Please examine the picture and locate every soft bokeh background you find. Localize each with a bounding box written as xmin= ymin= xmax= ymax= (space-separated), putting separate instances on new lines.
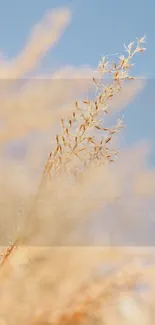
xmin=0 ymin=4 xmax=155 ymax=324
xmin=0 ymin=0 xmax=154 ymax=246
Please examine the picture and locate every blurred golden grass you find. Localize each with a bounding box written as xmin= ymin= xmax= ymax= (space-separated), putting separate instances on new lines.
xmin=0 ymin=5 xmax=155 ymax=325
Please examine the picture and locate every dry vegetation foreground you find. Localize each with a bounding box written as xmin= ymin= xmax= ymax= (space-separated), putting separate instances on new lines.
xmin=0 ymin=246 xmax=155 ymax=324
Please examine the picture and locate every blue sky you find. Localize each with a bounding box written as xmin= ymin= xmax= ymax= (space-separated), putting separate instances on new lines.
xmin=0 ymin=0 xmax=155 ymax=164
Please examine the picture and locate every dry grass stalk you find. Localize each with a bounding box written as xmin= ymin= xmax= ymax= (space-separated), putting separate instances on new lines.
xmin=41 ymin=36 xmax=146 ymax=182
